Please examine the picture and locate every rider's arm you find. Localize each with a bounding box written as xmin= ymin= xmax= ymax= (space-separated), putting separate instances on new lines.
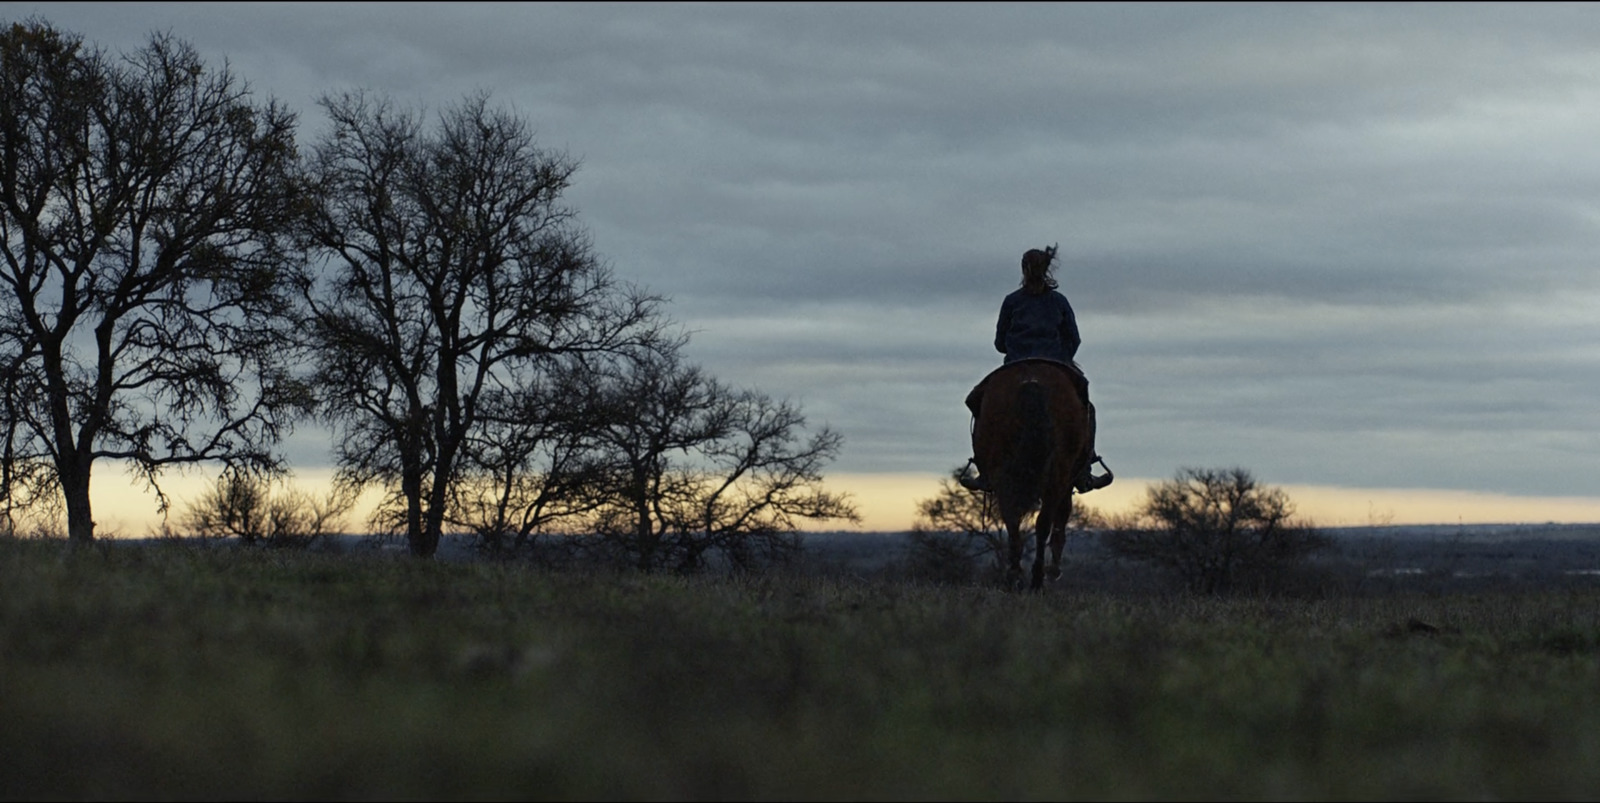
xmin=994 ymin=297 xmax=1013 ymax=355
xmin=1059 ymin=294 xmax=1082 ymax=359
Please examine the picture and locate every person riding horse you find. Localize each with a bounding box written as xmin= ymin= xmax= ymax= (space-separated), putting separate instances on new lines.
xmin=960 ymin=244 xmax=1112 ymax=494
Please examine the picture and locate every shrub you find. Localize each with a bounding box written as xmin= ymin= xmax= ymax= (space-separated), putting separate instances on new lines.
xmin=1100 ymin=466 xmax=1330 ymax=595
xmin=178 ymin=469 xmax=358 ymax=548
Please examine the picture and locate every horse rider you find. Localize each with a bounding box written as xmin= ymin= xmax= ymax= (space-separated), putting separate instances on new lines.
xmin=959 ymin=244 xmax=1113 ymax=494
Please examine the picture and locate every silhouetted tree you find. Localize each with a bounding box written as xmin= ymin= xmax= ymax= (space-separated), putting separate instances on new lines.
xmin=445 ymin=360 xmax=619 ymax=554
xmin=299 ymin=90 xmax=669 ymax=557
xmin=586 ymin=345 xmax=859 ymax=572
xmin=1101 ymin=466 xmax=1329 ymax=594
xmin=0 ymin=19 xmax=311 ymax=543
xmin=177 ymin=467 xmax=357 ymax=547
xmin=1 ymin=335 xmax=50 ymax=534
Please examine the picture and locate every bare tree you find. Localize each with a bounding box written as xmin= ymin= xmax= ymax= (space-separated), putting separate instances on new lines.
xmin=0 ymin=20 xmax=312 ymax=543
xmin=177 ymin=467 xmax=357 ymax=547
xmin=586 ymin=346 xmax=859 ymax=572
xmin=905 ymin=468 xmax=1005 ymax=584
xmin=1 ymin=332 xmax=51 ymax=534
xmin=299 ymin=90 xmax=668 ymax=557
xmin=1101 ymin=466 xmax=1330 ymax=594
xmin=446 ymin=361 xmax=618 ymax=554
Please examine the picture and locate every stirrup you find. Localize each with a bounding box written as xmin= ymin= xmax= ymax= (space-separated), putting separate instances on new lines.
xmin=1075 ymin=456 xmax=1113 ymax=493
xmin=957 ymin=459 xmax=989 ymax=492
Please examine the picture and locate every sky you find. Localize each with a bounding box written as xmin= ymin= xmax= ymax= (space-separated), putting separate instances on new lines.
xmin=11 ymin=2 xmax=1600 ymax=532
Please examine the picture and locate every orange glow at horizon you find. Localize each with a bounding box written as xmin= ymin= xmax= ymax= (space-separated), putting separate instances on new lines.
xmin=808 ymin=474 xmax=1600 ymax=532
xmin=72 ymin=468 xmax=1600 ymax=538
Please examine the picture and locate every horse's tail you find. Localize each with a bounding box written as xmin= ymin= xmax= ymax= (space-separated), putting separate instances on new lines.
xmin=1006 ymin=379 xmax=1054 ymax=506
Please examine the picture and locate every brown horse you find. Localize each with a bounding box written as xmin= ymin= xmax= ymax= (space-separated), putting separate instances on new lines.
xmin=969 ymin=359 xmax=1096 ymax=590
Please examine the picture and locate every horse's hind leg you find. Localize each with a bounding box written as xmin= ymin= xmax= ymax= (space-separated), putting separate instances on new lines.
xmin=999 ymin=494 xmax=1033 ymax=591
xmin=1003 ymin=517 xmax=1026 ymax=590
xmin=1006 ymin=532 xmax=1026 ymax=590
xmin=1030 ymin=508 xmax=1051 ymax=590
xmin=1047 ymin=497 xmax=1071 ymax=581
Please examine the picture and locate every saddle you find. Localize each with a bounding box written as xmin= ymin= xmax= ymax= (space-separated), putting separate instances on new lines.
xmin=965 ymin=358 xmax=1089 ymax=415
xmin=958 ymin=357 xmax=1111 ymax=494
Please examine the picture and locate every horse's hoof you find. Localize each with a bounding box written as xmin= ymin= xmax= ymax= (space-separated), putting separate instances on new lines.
xmin=1047 ymin=566 xmax=1063 ymax=582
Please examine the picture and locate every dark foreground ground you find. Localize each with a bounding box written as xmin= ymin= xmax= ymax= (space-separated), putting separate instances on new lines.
xmin=4 ymin=524 xmax=1599 ymax=799
xmin=317 ymin=521 xmax=1600 ymax=576
xmin=795 ymin=522 xmax=1600 ymax=594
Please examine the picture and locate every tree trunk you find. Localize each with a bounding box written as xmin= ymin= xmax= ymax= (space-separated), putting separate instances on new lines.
xmin=402 ymin=466 xmax=431 ymax=557
xmin=631 ymin=467 xmax=655 ymax=571
xmin=635 ymin=508 xmax=654 ymax=571
xmin=60 ymin=459 xmax=95 ymax=544
xmin=412 ymin=515 xmax=441 ymax=557
xmin=414 ymin=438 xmax=460 ymax=559
xmin=419 ymin=482 xmax=448 ymax=559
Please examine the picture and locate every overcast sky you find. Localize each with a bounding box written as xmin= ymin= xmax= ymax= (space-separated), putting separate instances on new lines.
xmin=14 ymin=2 xmax=1600 ymax=527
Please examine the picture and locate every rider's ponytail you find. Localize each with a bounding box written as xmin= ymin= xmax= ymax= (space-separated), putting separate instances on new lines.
xmin=1020 ymin=244 xmax=1059 ymax=294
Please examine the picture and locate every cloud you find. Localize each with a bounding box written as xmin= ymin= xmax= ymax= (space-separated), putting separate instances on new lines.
xmin=13 ymin=2 xmax=1600 ymax=516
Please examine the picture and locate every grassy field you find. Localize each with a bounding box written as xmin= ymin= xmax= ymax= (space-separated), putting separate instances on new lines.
xmin=3 ymin=535 xmax=1600 ymax=800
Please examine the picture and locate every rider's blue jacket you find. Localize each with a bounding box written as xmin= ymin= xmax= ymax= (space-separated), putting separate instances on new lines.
xmin=995 ymin=287 xmax=1081 ymax=364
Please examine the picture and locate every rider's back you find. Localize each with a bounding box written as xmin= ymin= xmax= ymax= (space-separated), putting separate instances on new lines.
xmin=995 ymin=286 xmax=1081 ymax=364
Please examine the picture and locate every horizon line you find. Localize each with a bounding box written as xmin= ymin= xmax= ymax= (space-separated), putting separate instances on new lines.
xmin=51 ymin=466 xmax=1600 ymax=539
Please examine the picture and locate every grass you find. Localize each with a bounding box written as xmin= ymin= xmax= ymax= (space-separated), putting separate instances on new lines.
xmin=3 ymin=536 xmax=1600 ymax=800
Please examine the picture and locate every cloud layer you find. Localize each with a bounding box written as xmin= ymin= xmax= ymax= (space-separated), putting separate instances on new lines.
xmin=16 ymin=2 xmax=1600 ymax=504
